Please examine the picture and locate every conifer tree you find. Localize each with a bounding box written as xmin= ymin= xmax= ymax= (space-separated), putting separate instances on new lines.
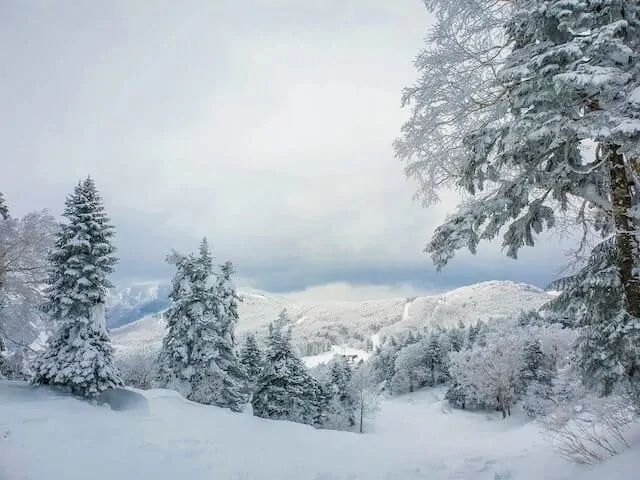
xmin=155 ymin=239 xmax=248 ymax=411
xmin=0 ymin=192 xmax=8 ymax=221
xmin=252 ymin=309 xmax=327 ymax=426
xmin=32 ymin=177 xmax=121 ymax=397
xmin=543 ymin=239 xmax=639 ymax=395
xmin=325 ymin=355 xmax=356 ymax=429
xmin=240 ymin=333 xmax=263 ymax=385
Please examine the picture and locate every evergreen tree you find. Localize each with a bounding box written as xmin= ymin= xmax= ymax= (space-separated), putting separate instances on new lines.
xmin=32 ymin=177 xmax=121 ymax=397
xmin=543 ymin=239 xmax=640 ymax=396
xmin=240 ymin=333 xmax=263 ymax=386
xmin=325 ymin=355 xmax=356 ymax=428
xmin=425 ymin=332 xmax=447 ymax=386
xmin=449 ymin=320 xmax=466 ymax=353
xmin=252 ymin=310 xmax=327 ymax=426
xmin=520 ymin=339 xmax=555 ymax=417
xmin=155 ymin=239 xmax=248 ymax=411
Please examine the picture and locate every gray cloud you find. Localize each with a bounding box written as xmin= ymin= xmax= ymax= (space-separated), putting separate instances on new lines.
xmin=1 ymin=1 xmax=572 ymax=296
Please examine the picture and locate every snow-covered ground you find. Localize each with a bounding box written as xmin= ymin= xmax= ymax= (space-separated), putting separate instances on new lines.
xmin=2 ymin=382 xmax=638 ymax=480
xmin=302 ymin=345 xmax=371 ymax=368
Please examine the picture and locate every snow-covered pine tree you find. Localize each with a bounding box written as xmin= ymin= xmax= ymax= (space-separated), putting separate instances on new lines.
xmin=252 ymin=309 xmax=327 ymax=426
xmin=448 ymin=320 xmax=466 ymax=353
xmin=31 ymin=177 xmax=121 ymax=397
xmin=520 ymin=338 xmax=555 ymax=417
xmin=240 ymin=333 xmax=263 ymax=386
xmin=155 ymin=239 xmax=248 ymax=411
xmin=396 ymin=0 xmax=640 ymax=395
xmin=0 ymin=192 xmax=8 ymax=221
xmin=325 ymin=355 xmax=356 ymax=429
xmin=154 ymin=251 xmax=196 ymax=395
xmin=543 ymin=238 xmax=636 ymax=395
xmin=202 ymin=256 xmax=248 ymax=410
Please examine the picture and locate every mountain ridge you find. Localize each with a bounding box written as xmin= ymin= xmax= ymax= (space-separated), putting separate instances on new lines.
xmin=110 ymin=280 xmax=555 ymax=362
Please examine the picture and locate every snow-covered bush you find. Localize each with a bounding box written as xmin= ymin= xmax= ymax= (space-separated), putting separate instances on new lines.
xmin=449 ymin=327 xmax=525 ymax=418
xmin=539 ymin=395 xmax=636 ymax=464
xmin=117 ymin=351 xmax=156 ymax=390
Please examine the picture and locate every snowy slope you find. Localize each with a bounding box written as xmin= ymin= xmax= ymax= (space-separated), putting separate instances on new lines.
xmin=110 ymin=281 xmax=554 ymax=361
xmin=1 ymin=381 xmax=638 ymax=480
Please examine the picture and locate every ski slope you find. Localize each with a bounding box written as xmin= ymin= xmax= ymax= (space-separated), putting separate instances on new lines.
xmin=2 ymin=382 xmax=638 ymax=480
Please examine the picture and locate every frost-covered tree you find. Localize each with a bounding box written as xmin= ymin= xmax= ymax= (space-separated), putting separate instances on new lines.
xmin=543 ymin=238 xmax=640 ymax=396
xmin=397 ymin=0 xmax=640 ymax=392
xmin=449 ymin=328 xmax=525 ymax=418
xmin=519 ymin=339 xmax=555 ymax=417
xmin=390 ymin=341 xmax=431 ymax=394
xmin=31 ymin=178 xmax=121 ymax=397
xmin=0 ymin=192 xmax=8 ymax=221
xmin=449 ymin=321 xmax=466 ymax=353
xmin=155 ymin=239 xmax=248 ymax=411
xmin=370 ymin=338 xmax=399 ymax=389
xmin=240 ymin=333 xmax=263 ymax=386
xmin=252 ymin=310 xmax=327 ymax=426
xmin=0 ymin=205 xmax=57 ymax=379
xmin=349 ymin=360 xmax=380 ymax=434
xmin=324 ymin=355 xmax=356 ymax=429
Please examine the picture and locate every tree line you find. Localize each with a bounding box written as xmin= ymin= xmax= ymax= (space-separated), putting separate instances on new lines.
xmin=0 ymin=180 xmax=378 ymax=433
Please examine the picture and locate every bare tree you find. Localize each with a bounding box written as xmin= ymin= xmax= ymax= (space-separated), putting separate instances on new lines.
xmin=349 ymin=360 xmax=381 ymax=433
xmin=0 ymin=207 xmax=57 ymax=377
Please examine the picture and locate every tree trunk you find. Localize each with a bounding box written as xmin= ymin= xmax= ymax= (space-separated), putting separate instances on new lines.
xmin=498 ymin=390 xmax=506 ymax=419
xmin=608 ymin=145 xmax=640 ymax=318
xmin=359 ymin=400 xmax=364 ymax=434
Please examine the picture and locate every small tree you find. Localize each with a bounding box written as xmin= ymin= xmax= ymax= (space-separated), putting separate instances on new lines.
xmin=0 ymin=203 xmax=57 ymax=379
xmin=252 ymin=310 xmax=327 ymax=426
xmin=0 ymin=192 xmax=8 ymax=221
xmin=449 ymin=329 xmax=525 ymax=418
xmin=520 ymin=339 xmax=555 ymax=417
xmin=324 ymin=355 xmax=356 ymax=429
xmin=349 ymin=360 xmax=380 ymax=433
xmin=240 ymin=333 xmax=263 ymax=386
xmin=32 ymin=178 xmax=121 ymax=397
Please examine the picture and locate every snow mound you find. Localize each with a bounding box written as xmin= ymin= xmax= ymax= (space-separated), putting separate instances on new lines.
xmin=2 ymin=381 xmax=639 ymax=479
xmin=96 ymin=387 xmax=150 ymax=415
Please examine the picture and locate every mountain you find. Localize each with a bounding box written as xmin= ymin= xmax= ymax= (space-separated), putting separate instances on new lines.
xmin=106 ymin=282 xmax=171 ymax=328
xmin=110 ymin=280 xmax=556 ymax=362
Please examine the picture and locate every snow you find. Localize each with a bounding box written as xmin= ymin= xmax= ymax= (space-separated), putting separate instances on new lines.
xmin=302 ymin=345 xmax=371 ymax=368
xmin=2 ymin=381 xmax=638 ymax=479
xmin=111 ymin=281 xmax=554 ymax=361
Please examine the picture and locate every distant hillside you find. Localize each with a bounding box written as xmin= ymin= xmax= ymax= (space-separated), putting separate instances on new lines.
xmin=106 ymin=282 xmax=171 ymax=328
xmin=110 ymin=280 xmax=555 ymax=362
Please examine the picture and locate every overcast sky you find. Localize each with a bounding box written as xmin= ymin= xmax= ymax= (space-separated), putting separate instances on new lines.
xmin=1 ymin=1 xmax=571 ymax=299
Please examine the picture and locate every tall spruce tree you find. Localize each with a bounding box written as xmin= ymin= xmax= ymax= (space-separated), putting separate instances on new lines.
xmin=155 ymin=239 xmax=248 ymax=411
xmin=252 ymin=310 xmax=327 ymax=426
xmin=31 ymin=177 xmax=121 ymax=397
